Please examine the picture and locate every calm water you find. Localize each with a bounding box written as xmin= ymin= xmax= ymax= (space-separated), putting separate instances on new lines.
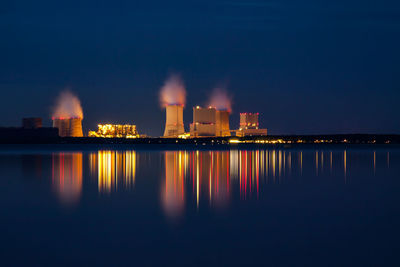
xmin=1 ymin=146 xmax=400 ymax=266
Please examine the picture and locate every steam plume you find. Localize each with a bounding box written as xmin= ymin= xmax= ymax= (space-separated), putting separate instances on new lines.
xmin=52 ymin=90 xmax=84 ymax=119
xmin=209 ymin=87 xmax=232 ymax=112
xmin=159 ymin=74 xmax=186 ymax=107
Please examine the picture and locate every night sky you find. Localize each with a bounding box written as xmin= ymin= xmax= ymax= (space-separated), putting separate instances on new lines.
xmin=1 ymin=0 xmax=399 ymax=136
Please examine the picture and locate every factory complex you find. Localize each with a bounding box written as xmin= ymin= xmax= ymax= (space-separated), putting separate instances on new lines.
xmin=17 ymin=100 xmax=268 ymax=139
xmin=2 ymin=76 xmax=399 ymax=145
xmin=5 ymin=76 xmax=269 ymax=140
xmin=38 ymin=104 xmax=268 ymax=139
xmin=88 ymin=124 xmax=139 ymax=138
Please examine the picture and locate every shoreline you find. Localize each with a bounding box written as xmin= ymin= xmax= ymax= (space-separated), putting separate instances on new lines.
xmin=0 ymin=134 xmax=399 ymax=148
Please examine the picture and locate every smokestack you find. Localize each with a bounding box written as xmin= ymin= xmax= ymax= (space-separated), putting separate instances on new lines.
xmin=159 ymin=74 xmax=186 ymax=137
xmin=164 ymin=105 xmax=184 ymax=137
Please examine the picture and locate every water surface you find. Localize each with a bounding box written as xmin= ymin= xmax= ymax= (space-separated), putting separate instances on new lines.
xmin=1 ymin=146 xmax=399 ymax=266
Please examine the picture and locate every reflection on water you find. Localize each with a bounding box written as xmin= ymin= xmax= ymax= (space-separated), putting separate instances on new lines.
xmin=162 ymin=151 xmax=186 ymax=218
xmin=45 ymin=149 xmax=395 ymax=212
xmin=52 ymin=153 xmax=83 ymax=206
xmin=4 ymin=147 xmax=398 ymax=266
xmin=89 ymin=150 xmax=136 ymax=193
xmin=160 ymin=149 xmax=396 ymax=218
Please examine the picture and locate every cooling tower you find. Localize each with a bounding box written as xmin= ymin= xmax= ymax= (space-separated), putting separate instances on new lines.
xmin=53 ymin=118 xmax=83 ymax=137
xmin=163 ymin=105 xmax=184 ymax=137
xmin=53 ymin=118 xmax=69 ymax=137
xmin=216 ymin=110 xmax=231 ymax=137
xmin=69 ymin=118 xmax=83 ymax=137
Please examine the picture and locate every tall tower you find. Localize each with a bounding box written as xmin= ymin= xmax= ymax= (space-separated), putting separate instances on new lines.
xmin=216 ymin=110 xmax=231 ymax=137
xmin=163 ymin=105 xmax=184 ymax=137
xmin=69 ymin=118 xmax=83 ymax=137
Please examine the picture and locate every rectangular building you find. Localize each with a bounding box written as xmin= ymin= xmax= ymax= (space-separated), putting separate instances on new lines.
xmin=236 ymin=112 xmax=267 ymax=137
xmin=190 ymin=106 xmax=231 ymax=137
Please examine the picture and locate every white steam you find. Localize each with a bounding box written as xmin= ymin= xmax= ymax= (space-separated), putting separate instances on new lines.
xmin=52 ymin=90 xmax=84 ymax=119
xmin=209 ymin=87 xmax=232 ymax=112
xmin=159 ymin=74 xmax=186 ymax=107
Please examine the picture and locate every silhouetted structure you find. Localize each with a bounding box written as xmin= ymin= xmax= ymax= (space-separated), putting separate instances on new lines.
xmin=22 ymin=118 xmax=42 ymax=129
xmin=0 ymin=127 xmax=59 ymax=143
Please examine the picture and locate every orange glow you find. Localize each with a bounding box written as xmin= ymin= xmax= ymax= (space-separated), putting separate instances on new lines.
xmin=89 ymin=150 xmax=136 ymax=193
xmin=52 ymin=90 xmax=83 ymax=119
xmin=162 ymin=151 xmax=186 ymax=219
xmin=89 ymin=124 xmax=139 ymax=138
xmin=52 ymin=152 xmax=83 ymax=206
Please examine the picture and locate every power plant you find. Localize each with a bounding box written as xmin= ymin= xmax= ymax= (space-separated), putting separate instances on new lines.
xmin=163 ymin=104 xmax=185 ymax=137
xmin=15 ymin=80 xmax=270 ymax=140
xmin=88 ymin=124 xmax=139 ymax=138
xmin=190 ymin=106 xmax=231 ymax=137
xmin=216 ymin=110 xmax=231 ymax=137
xmin=51 ymin=90 xmax=84 ymax=137
xmin=52 ymin=117 xmax=83 ymax=137
xmin=236 ymin=113 xmax=267 ymax=137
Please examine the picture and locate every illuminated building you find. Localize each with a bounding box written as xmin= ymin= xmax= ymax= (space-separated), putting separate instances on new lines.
xmin=52 ymin=117 xmax=83 ymax=137
xmin=236 ymin=112 xmax=267 ymax=137
xmin=190 ymin=106 xmax=231 ymax=137
xmin=190 ymin=106 xmax=216 ymax=137
xmin=164 ymin=104 xmax=185 ymax=137
xmin=216 ymin=110 xmax=231 ymax=137
xmin=88 ymin=124 xmax=139 ymax=138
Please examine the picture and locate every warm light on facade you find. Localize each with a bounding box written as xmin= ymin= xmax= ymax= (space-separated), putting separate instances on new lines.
xmin=88 ymin=124 xmax=139 ymax=138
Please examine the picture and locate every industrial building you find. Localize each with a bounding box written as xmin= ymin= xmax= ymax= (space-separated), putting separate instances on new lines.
xmin=52 ymin=117 xmax=83 ymax=137
xmin=163 ymin=104 xmax=185 ymax=137
xmin=88 ymin=124 xmax=139 ymax=138
xmin=236 ymin=112 xmax=267 ymax=137
xmin=216 ymin=110 xmax=231 ymax=137
xmin=190 ymin=106 xmax=231 ymax=137
xmin=22 ymin=117 xmax=42 ymax=129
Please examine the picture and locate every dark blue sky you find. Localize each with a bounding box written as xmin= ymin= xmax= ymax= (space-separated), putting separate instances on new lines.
xmin=1 ymin=0 xmax=399 ymax=136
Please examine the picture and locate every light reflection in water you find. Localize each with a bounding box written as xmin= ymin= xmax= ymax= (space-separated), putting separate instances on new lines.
xmin=89 ymin=151 xmax=136 ymax=193
xmin=49 ymin=149 xmax=390 ymax=210
xmin=52 ymin=153 xmax=83 ymax=206
xmin=161 ymin=149 xmax=393 ymax=218
xmin=162 ymin=150 xmax=301 ymax=218
xmin=162 ymin=151 xmax=186 ymax=218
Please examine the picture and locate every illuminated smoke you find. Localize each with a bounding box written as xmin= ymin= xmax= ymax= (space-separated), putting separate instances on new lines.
xmin=209 ymin=87 xmax=232 ymax=112
xmin=159 ymin=74 xmax=186 ymax=107
xmin=52 ymin=90 xmax=84 ymax=119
